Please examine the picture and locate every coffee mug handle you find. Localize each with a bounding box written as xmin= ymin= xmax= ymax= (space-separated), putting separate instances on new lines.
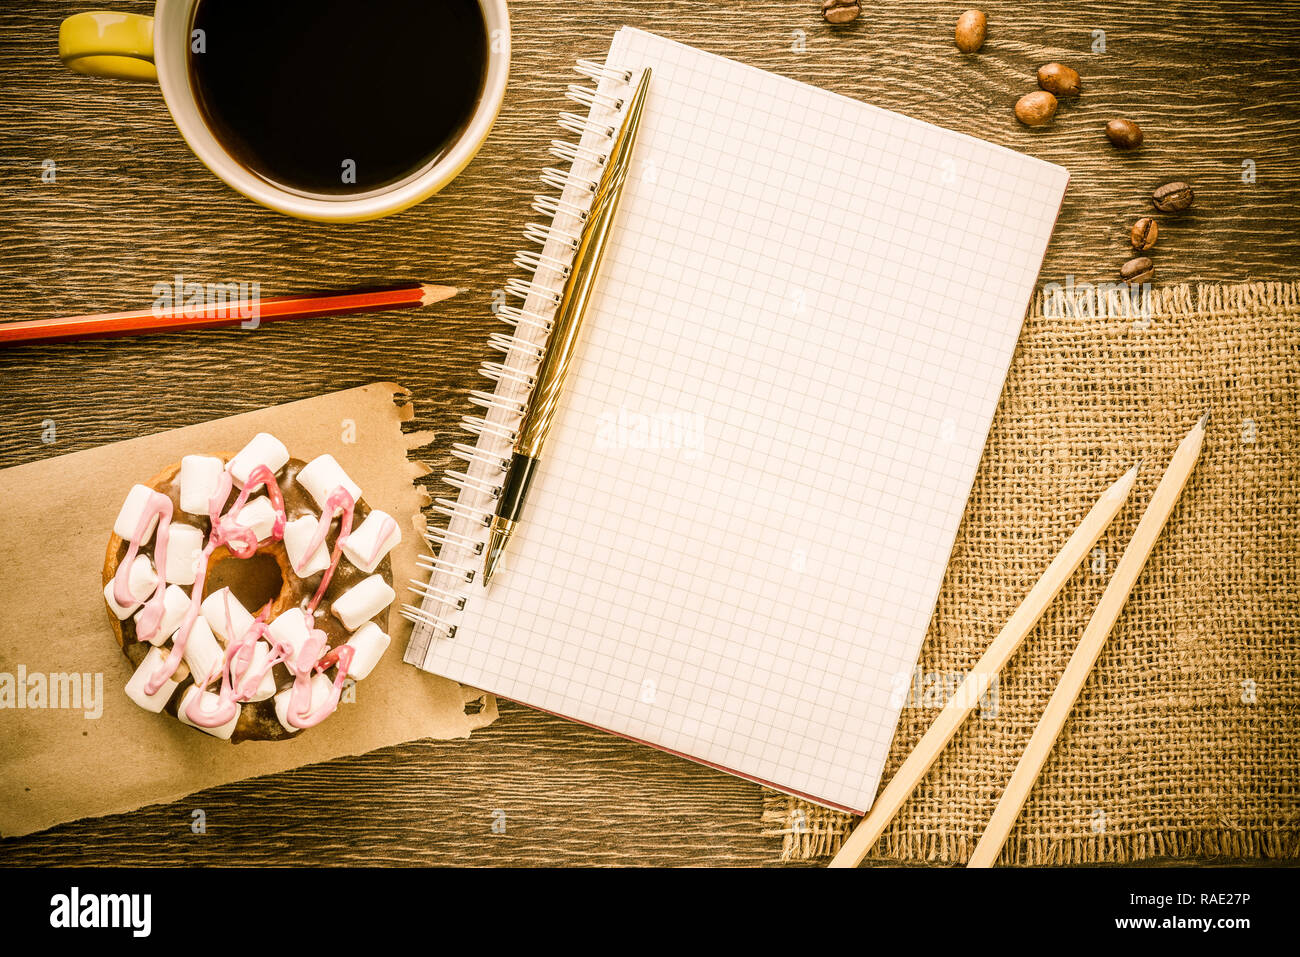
xmin=59 ymin=11 xmax=157 ymax=82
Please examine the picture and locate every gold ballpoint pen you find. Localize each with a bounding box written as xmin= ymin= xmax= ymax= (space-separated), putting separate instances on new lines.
xmin=483 ymin=68 xmax=652 ymax=585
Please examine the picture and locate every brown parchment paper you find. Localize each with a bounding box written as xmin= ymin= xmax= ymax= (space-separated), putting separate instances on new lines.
xmin=0 ymin=381 xmax=496 ymax=838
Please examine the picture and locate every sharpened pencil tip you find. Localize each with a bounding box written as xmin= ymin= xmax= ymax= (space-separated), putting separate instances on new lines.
xmin=1108 ymin=461 xmax=1142 ymax=498
xmin=419 ymin=283 xmax=462 ymax=305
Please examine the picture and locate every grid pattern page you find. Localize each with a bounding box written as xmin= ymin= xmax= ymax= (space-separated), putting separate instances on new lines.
xmin=420 ymin=27 xmax=1069 ymax=813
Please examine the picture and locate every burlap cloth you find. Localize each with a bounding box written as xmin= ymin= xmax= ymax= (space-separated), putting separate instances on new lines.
xmin=762 ymin=282 xmax=1300 ymax=864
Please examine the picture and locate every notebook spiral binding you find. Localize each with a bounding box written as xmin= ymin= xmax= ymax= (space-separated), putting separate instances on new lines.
xmin=402 ymin=57 xmax=636 ymax=661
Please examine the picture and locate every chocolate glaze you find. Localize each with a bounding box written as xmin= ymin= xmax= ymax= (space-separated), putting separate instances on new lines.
xmin=111 ymin=456 xmax=393 ymax=742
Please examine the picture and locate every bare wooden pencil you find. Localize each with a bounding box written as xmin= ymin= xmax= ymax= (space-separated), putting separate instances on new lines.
xmin=828 ymin=463 xmax=1141 ymax=868
xmin=967 ymin=412 xmax=1209 ymax=868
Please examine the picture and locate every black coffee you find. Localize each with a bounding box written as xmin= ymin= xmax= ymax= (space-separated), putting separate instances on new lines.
xmin=190 ymin=0 xmax=488 ymax=195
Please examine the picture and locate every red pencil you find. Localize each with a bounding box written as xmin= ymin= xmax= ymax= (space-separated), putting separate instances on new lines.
xmin=0 ymin=282 xmax=460 ymax=347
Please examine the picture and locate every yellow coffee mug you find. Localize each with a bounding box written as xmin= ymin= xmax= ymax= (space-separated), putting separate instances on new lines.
xmin=58 ymin=2 xmax=510 ymax=222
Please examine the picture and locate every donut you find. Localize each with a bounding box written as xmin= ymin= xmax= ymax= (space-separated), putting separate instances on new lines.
xmin=102 ymin=432 xmax=402 ymax=742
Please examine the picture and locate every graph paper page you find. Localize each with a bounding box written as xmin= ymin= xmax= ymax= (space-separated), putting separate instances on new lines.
xmin=417 ymin=28 xmax=1068 ymax=812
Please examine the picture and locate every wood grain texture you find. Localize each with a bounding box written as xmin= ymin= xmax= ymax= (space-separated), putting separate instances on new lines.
xmin=1 ymin=0 xmax=1297 ymax=866
xmin=0 ymin=701 xmax=775 ymax=866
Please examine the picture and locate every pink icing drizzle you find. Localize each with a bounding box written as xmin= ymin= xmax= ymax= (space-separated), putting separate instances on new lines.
xmin=113 ymin=491 xmax=174 ymax=640
xmin=114 ymin=460 xmax=364 ymax=731
xmin=279 ymin=486 xmax=357 ymax=729
xmin=283 ymin=644 xmax=356 ymax=730
xmin=226 ymin=607 xmax=278 ymax=701
xmin=182 ymin=600 xmax=291 ymax=729
xmin=141 ymin=464 xmax=284 ymax=703
xmin=359 ymin=515 xmax=399 ymax=569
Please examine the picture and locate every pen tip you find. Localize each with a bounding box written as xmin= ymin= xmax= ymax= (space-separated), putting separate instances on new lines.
xmin=483 ymin=528 xmax=508 ymax=586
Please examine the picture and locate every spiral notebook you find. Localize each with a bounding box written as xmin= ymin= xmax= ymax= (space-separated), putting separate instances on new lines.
xmin=404 ymin=27 xmax=1068 ymax=813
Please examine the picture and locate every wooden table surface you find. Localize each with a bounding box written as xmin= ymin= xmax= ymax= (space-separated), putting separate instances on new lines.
xmin=1 ymin=0 xmax=1297 ymax=866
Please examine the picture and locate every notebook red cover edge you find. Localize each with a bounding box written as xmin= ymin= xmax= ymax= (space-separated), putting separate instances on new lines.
xmin=485 ymin=688 xmax=866 ymax=816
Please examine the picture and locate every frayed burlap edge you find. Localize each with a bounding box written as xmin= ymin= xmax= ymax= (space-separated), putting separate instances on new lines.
xmin=761 ymin=281 xmax=1300 ymax=864
xmin=760 ymin=793 xmax=1300 ymax=864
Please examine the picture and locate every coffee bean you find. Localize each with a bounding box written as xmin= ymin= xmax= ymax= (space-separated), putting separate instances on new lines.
xmin=1106 ymin=118 xmax=1144 ymax=149
xmin=1037 ymin=63 xmax=1081 ymax=98
xmin=1152 ymin=181 xmax=1194 ymax=212
xmin=1120 ymin=256 xmax=1155 ymax=284
xmin=821 ymin=0 xmax=861 ymax=24
xmin=955 ymin=10 xmax=987 ymax=52
xmin=1015 ymin=90 xmax=1058 ymax=127
xmin=1130 ymin=217 xmax=1159 ymax=251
